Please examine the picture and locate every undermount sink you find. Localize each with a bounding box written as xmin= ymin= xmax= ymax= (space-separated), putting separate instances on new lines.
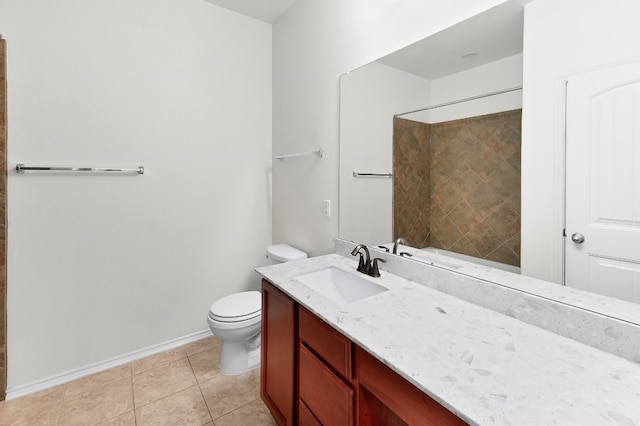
xmin=295 ymin=267 xmax=388 ymax=305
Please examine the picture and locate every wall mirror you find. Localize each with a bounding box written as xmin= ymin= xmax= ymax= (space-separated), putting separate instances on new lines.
xmin=340 ymin=0 xmax=526 ymax=271
xmin=338 ymin=0 xmax=640 ymax=326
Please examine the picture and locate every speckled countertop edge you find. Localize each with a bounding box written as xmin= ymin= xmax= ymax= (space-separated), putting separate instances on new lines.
xmin=257 ymin=253 xmax=640 ymax=426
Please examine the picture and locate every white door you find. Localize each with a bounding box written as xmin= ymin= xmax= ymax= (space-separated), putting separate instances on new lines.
xmin=565 ymin=60 xmax=640 ymax=303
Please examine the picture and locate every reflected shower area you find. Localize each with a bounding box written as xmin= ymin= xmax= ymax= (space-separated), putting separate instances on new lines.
xmin=393 ymin=91 xmax=521 ymax=267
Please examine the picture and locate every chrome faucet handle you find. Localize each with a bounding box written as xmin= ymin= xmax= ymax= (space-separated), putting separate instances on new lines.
xmin=370 ymin=258 xmax=386 ymax=277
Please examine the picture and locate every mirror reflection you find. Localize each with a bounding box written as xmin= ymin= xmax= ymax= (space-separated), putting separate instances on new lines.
xmin=339 ymin=0 xmax=525 ymax=272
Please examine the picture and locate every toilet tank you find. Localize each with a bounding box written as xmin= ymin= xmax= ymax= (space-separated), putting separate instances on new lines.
xmin=267 ymin=244 xmax=307 ymax=264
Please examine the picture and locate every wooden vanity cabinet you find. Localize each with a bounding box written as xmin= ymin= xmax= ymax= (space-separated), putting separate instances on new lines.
xmin=261 ymin=279 xmax=467 ymax=426
xmin=261 ymin=280 xmax=296 ymax=425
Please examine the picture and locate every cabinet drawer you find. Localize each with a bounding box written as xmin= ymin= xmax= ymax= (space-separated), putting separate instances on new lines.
xmin=298 ymin=400 xmax=322 ymax=426
xmin=299 ymin=344 xmax=353 ymax=426
xmin=298 ymin=306 xmax=352 ymax=379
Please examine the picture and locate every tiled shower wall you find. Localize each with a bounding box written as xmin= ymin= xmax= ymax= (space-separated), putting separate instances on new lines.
xmin=393 ymin=110 xmax=521 ymax=267
xmin=0 ymin=38 xmax=6 ymax=400
xmin=393 ymin=117 xmax=431 ymax=247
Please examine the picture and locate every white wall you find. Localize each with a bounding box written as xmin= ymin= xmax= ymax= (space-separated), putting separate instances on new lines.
xmin=521 ymin=0 xmax=640 ymax=281
xmin=428 ymin=53 xmax=523 ymax=123
xmin=273 ymin=0 xmax=512 ymax=257
xmin=1 ymin=0 xmax=272 ymax=390
xmin=339 ymin=62 xmax=430 ymax=246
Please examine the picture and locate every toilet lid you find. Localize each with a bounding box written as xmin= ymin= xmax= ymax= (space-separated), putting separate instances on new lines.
xmin=209 ymin=291 xmax=261 ymax=320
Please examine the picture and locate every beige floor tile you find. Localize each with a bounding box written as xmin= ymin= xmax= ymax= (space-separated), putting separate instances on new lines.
xmin=184 ymin=336 xmax=222 ymax=357
xmin=0 ymin=385 xmax=64 ymax=426
xmin=188 ymin=346 xmax=223 ymax=384
xmin=59 ymin=376 xmax=133 ymax=426
xmin=65 ymin=364 xmax=131 ymax=398
xmin=213 ymin=399 xmax=276 ymax=426
xmin=132 ymin=357 xmax=197 ymax=407
xmin=97 ymin=410 xmax=136 ymax=426
xmin=132 ymin=347 xmax=187 ymax=375
xmin=136 ymin=385 xmax=212 ymax=426
xmin=200 ymin=368 xmax=260 ymax=420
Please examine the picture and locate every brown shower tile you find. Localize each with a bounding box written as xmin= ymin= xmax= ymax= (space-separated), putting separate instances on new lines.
xmin=505 ymin=234 xmax=521 ymax=261
xmin=486 ymin=204 xmax=520 ymax=241
xmin=0 ymin=385 xmax=64 ymax=426
xmin=188 ymin=346 xmax=223 ymax=384
xmin=507 ymin=149 xmax=521 ymax=172
xmin=466 ymin=224 xmax=503 ymax=258
xmin=506 ymin=192 xmax=521 ymax=214
xmin=448 ymin=201 xmax=482 ymax=235
xmin=486 ymin=244 xmax=520 ymax=267
xmin=430 ymin=205 xmax=446 ymax=226
xmin=448 ymin=166 xmax=482 ymax=199
xmin=136 ymin=386 xmax=211 ymax=426
xmin=465 ymin=181 xmax=502 ymax=218
xmin=449 ymin=237 xmax=482 ymax=259
xmin=184 ymin=335 xmax=222 ymax=357
xmin=65 ymin=364 xmax=131 ymax=398
xmin=59 ymin=376 xmax=133 ymax=426
xmin=471 ymin=146 xmax=503 ymax=179
xmin=213 ymin=398 xmax=276 ymax=426
xmin=132 ymin=357 xmax=197 ymax=408
xmin=132 ymin=347 xmax=187 ymax=375
xmin=486 ymin=161 xmax=520 ymax=198
xmin=430 ymin=216 xmax=463 ymax=250
xmin=431 ymin=146 xmax=459 ymax=178
xmin=431 ymin=181 xmax=461 ymax=214
xmin=97 ymin=410 xmax=135 ymax=426
xmin=200 ymin=368 xmax=260 ymax=420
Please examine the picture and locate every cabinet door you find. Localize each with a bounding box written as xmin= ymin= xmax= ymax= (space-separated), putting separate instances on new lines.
xmin=261 ymin=280 xmax=296 ymax=426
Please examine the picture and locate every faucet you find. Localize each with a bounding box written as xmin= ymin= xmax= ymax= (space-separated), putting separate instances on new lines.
xmin=351 ymin=244 xmax=386 ymax=277
xmin=392 ymin=237 xmax=408 ymax=254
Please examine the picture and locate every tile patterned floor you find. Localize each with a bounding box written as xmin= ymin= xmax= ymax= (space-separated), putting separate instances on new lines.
xmin=0 ymin=336 xmax=276 ymax=425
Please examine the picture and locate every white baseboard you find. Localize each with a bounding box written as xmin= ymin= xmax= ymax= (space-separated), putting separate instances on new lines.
xmin=6 ymin=329 xmax=213 ymax=401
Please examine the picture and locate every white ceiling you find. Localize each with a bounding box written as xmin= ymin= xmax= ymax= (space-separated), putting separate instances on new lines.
xmin=202 ymin=0 xmax=529 ymax=80
xmin=202 ymin=0 xmax=298 ymax=23
xmin=377 ymin=0 xmax=531 ymax=80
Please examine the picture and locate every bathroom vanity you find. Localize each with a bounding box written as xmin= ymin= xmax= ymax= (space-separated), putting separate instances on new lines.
xmin=256 ymin=251 xmax=640 ymax=425
xmin=261 ymin=279 xmax=465 ymax=425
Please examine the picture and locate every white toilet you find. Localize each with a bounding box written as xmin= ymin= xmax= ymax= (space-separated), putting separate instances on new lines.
xmin=207 ymin=244 xmax=307 ymax=375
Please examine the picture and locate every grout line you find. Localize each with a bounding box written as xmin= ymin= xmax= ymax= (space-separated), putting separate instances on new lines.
xmin=55 ymin=383 xmax=68 ymax=426
xmin=186 ymin=351 xmax=215 ymax=425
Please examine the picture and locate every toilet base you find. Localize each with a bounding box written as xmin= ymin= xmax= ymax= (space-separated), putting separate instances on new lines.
xmin=219 ymin=333 xmax=262 ymax=375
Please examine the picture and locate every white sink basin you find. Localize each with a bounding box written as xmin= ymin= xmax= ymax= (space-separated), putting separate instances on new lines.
xmin=295 ymin=267 xmax=388 ymax=305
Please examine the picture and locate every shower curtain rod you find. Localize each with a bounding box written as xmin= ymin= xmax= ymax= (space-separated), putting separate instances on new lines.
xmin=394 ymin=86 xmax=522 ymax=118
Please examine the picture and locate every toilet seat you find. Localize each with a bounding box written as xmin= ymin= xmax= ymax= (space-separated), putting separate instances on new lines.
xmin=209 ymin=291 xmax=261 ymax=323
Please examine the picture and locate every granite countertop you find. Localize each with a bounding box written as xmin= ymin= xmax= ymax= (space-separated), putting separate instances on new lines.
xmin=256 ymin=253 xmax=640 ymax=426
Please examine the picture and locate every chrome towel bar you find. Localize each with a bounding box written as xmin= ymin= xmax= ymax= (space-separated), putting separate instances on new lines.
xmin=16 ymin=164 xmax=145 ymax=174
xmin=352 ymin=172 xmax=393 ymax=178
xmin=274 ymin=148 xmax=323 ymax=160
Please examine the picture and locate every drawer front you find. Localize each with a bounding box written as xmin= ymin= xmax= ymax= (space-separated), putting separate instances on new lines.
xmin=299 ymin=344 xmax=353 ymax=426
xmin=356 ymin=347 xmax=467 ymax=426
xmin=298 ymin=400 xmax=322 ymax=426
xmin=298 ymin=306 xmax=352 ymax=379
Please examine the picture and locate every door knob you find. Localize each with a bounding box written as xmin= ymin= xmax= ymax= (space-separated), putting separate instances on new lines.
xmin=571 ymin=233 xmax=585 ymax=244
